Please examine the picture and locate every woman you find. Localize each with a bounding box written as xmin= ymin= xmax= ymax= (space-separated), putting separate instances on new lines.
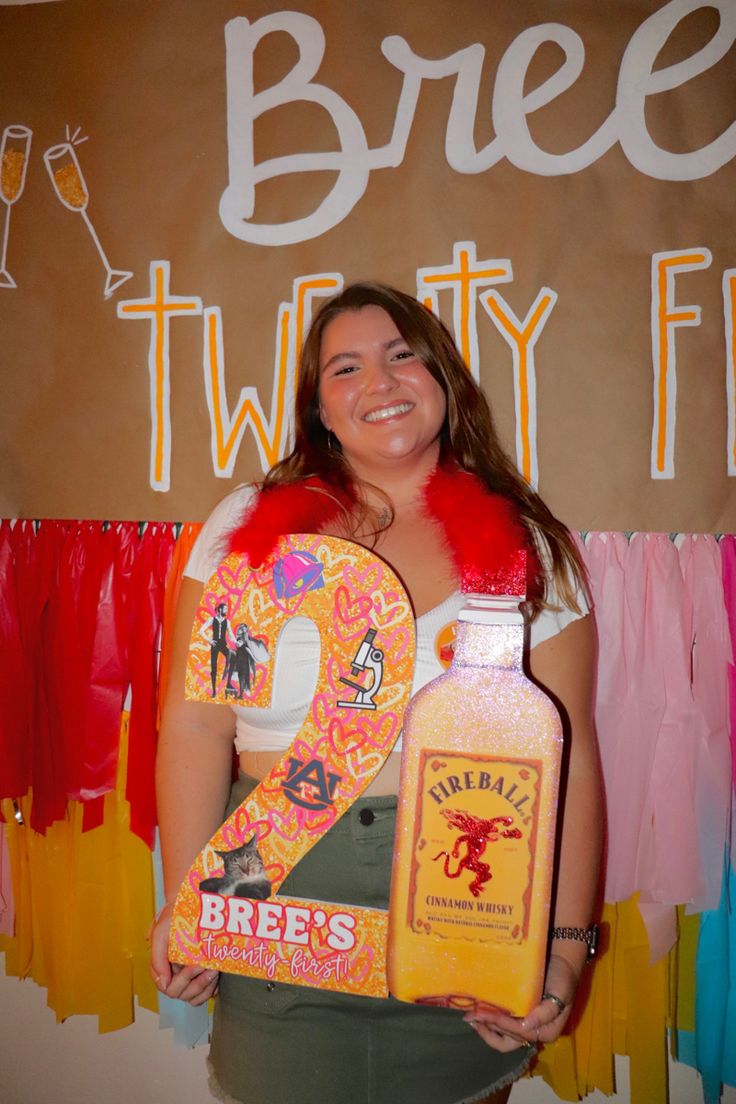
xmin=224 ymin=624 xmax=269 ymax=699
xmin=150 ymin=283 xmax=602 ymax=1104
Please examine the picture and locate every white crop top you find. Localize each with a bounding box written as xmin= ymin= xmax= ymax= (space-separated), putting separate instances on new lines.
xmin=184 ymin=486 xmax=589 ymax=753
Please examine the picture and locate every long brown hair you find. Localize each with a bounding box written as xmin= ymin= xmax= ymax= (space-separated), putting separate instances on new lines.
xmin=264 ymin=282 xmax=588 ymax=614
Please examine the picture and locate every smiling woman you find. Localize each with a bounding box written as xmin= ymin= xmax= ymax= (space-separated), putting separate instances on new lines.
xmin=317 ymin=305 xmax=447 ymax=479
xmin=150 ymin=281 xmax=601 ymax=1104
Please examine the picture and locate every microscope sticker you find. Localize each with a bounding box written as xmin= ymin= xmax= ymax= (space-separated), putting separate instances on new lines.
xmin=173 ymin=533 xmax=416 ymax=998
xmin=338 ymin=628 xmax=384 ymax=710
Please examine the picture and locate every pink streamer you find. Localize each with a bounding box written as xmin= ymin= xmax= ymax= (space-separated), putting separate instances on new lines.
xmin=582 ymin=533 xmax=710 ymax=960
xmin=718 ymin=535 xmax=736 ymax=874
xmin=635 ymin=536 xmax=701 ymax=913
xmin=679 ymin=535 xmax=731 ymax=914
xmin=720 ymin=536 xmax=736 ymax=796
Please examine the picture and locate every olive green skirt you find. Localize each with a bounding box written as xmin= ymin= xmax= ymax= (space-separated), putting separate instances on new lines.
xmin=208 ymin=775 xmax=533 ymax=1104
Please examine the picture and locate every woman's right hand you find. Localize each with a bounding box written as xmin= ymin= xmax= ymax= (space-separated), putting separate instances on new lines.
xmin=149 ymin=900 xmax=220 ymax=1005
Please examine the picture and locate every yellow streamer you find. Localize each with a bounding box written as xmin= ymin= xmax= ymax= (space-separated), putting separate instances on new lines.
xmin=670 ymin=905 xmax=699 ymax=1043
xmin=0 ymin=713 xmax=156 ymax=1032
xmin=0 ymin=741 xmax=702 ymax=1086
xmin=529 ymin=897 xmax=672 ymax=1103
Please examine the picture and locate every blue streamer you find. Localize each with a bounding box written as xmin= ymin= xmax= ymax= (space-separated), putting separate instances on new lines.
xmin=678 ymin=836 xmax=736 ymax=1103
xmin=152 ymin=832 xmax=210 ymax=1048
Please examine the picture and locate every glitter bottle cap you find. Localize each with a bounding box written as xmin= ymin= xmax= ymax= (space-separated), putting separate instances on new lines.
xmin=457 ymin=593 xmax=524 ymax=626
xmin=461 ymin=548 xmax=527 ymax=602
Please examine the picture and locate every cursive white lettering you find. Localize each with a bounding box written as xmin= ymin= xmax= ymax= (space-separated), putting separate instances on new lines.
xmin=220 ymin=2 xmax=736 ymax=246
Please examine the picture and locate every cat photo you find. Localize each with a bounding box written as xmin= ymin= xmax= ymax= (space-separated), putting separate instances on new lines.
xmin=199 ymin=836 xmax=272 ymax=899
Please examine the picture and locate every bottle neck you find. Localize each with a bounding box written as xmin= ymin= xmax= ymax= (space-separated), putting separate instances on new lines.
xmin=452 ymin=620 xmax=524 ymax=669
xmin=452 ymin=593 xmax=525 ymax=669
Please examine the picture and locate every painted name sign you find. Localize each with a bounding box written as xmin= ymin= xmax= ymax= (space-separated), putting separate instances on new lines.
xmin=221 ymin=1 xmax=736 ymax=246
xmin=118 ymin=244 xmax=736 ymax=492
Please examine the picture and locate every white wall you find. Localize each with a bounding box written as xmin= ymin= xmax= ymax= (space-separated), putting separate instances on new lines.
xmin=2 ymin=971 xmax=734 ymax=1104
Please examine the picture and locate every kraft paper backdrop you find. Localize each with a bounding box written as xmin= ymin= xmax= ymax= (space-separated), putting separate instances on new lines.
xmin=0 ymin=0 xmax=735 ymax=531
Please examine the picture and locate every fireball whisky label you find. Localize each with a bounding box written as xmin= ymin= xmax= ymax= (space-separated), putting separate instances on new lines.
xmin=407 ymin=750 xmax=542 ymax=944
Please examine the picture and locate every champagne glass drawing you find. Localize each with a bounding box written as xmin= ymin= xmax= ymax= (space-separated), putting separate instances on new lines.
xmin=0 ymin=124 xmax=32 ymax=289
xmin=44 ymin=134 xmax=133 ymax=299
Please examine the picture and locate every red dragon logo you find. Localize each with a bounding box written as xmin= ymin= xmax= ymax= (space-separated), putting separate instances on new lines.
xmin=433 ymin=808 xmax=522 ymax=897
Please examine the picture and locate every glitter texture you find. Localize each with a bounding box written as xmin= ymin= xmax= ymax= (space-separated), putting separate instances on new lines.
xmin=172 ymin=534 xmax=415 ymax=998
xmin=388 ymin=604 xmax=563 ymax=1018
xmin=462 ymin=548 xmax=528 ymax=598
xmin=453 ymin=622 xmax=522 ymax=669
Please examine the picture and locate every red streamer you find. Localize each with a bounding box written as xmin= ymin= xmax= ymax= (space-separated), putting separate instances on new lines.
xmin=1 ymin=519 xmax=176 ymax=842
xmin=0 ymin=521 xmax=30 ymax=807
xmin=124 ymin=524 xmax=175 ymax=848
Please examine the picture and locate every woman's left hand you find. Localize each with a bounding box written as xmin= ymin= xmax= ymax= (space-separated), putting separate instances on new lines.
xmin=463 ymin=953 xmax=580 ymax=1052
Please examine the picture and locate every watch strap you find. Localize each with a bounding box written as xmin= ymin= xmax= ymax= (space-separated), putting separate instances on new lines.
xmin=550 ymin=924 xmax=600 ymax=960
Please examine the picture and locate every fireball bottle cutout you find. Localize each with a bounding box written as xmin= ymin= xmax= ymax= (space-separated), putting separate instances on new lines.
xmin=433 ymin=808 xmax=522 ymax=898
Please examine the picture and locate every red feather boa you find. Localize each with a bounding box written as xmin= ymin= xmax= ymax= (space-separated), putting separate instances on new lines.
xmin=228 ymin=467 xmax=537 ymax=597
xmin=229 ymin=478 xmax=352 ymax=568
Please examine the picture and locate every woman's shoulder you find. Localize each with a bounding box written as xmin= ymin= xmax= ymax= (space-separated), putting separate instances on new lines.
xmin=529 ymin=529 xmax=592 ymax=648
xmin=184 ymin=484 xmax=260 ymax=582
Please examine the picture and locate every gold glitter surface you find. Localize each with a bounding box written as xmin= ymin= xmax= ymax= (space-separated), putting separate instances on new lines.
xmin=1 ymin=149 xmax=25 ymax=202
xmin=171 ymin=534 xmax=415 ymax=997
xmin=170 ymin=893 xmax=389 ymax=998
xmin=388 ymin=619 xmax=563 ymax=1018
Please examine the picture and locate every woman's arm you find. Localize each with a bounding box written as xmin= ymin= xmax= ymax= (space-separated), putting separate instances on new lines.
xmin=149 ymin=577 xmax=237 ymax=1004
xmin=466 ymin=613 xmax=603 ymax=1051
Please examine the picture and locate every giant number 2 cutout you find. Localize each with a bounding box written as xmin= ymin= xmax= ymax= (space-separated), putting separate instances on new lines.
xmin=168 ymin=534 xmax=415 ymax=997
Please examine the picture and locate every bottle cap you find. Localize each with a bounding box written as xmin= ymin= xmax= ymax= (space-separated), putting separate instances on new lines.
xmin=461 ymin=548 xmax=527 ymax=600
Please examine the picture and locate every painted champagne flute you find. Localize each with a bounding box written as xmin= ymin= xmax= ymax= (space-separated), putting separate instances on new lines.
xmin=0 ymin=125 xmax=32 ymax=289
xmin=44 ymin=138 xmax=133 ymax=299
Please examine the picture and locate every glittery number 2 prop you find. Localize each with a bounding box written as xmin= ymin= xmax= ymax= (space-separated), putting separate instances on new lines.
xmin=168 ymin=534 xmax=415 ymax=997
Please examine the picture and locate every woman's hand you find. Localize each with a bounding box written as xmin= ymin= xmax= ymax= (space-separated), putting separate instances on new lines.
xmin=148 ymin=901 xmax=220 ymax=1006
xmin=463 ymin=953 xmax=580 ymax=1052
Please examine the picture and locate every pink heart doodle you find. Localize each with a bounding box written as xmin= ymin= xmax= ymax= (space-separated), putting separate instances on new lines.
xmin=327 ymin=717 xmax=364 ymax=757
xmin=299 ymin=805 xmax=339 ymax=836
xmin=371 ymin=625 xmax=412 ymax=664
xmin=312 ymin=692 xmax=340 ymax=733
xmin=371 ymin=590 xmax=412 ymax=628
xmin=345 ymin=743 xmax=387 ymax=778
xmin=215 ymin=557 xmax=254 ymax=594
xmin=267 ymin=806 xmax=305 ymax=844
xmin=231 ymin=803 xmax=269 ymax=844
xmin=333 ymin=586 xmax=373 ymax=641
xmin=324 ymin=655 xmax=345 ymax=695
xmin=343 ymin=561 xmax=385 ymax=595
xmin=346 ymin=711 xmax=399 ymax=752
xmin=342 ymin=941 xmax=376 ymax=985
